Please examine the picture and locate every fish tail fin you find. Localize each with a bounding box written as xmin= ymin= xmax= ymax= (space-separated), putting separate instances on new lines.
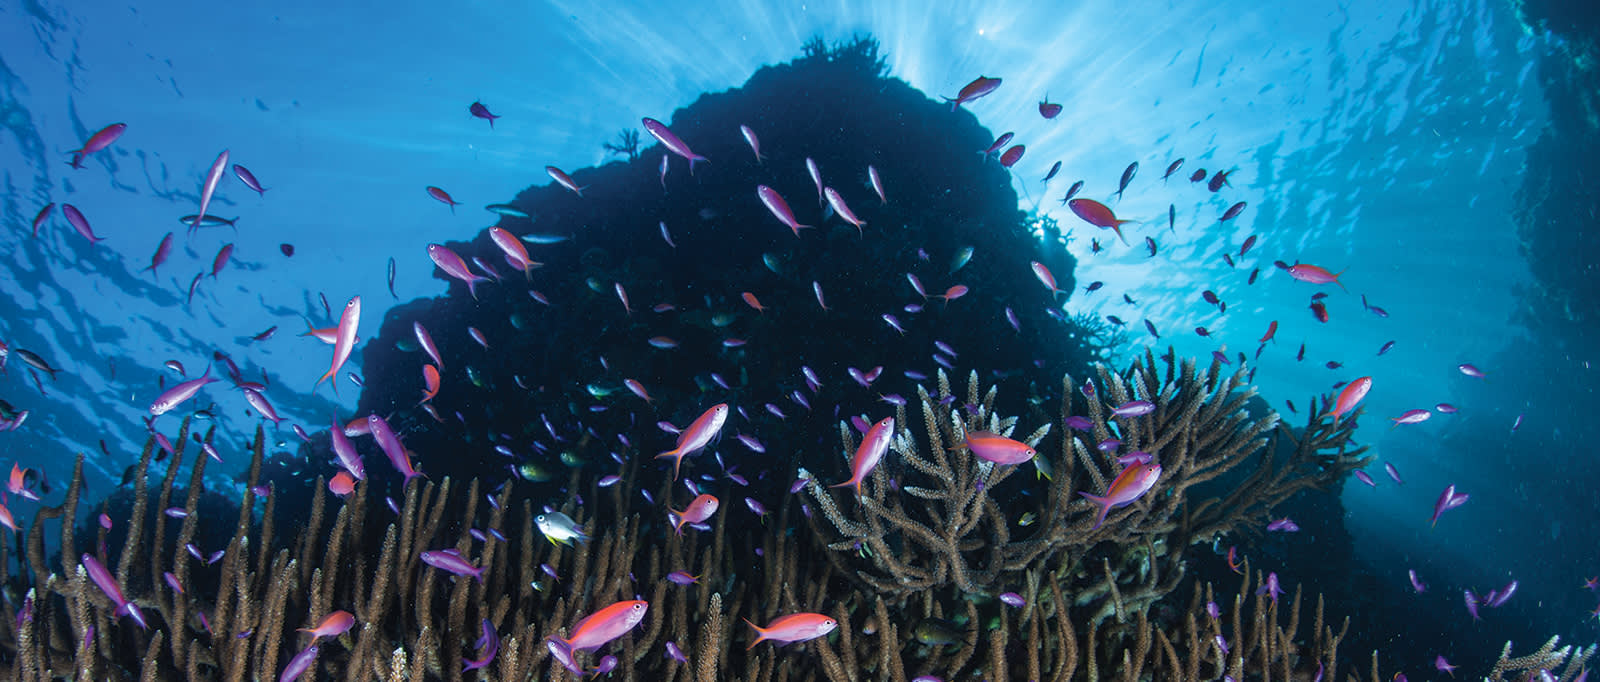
xmin=743 ymin=620 xmax=768 ymax=650
xmin=688 ymin=155 xmax=709 ymax=175
xmin=1112 ymin=224 xmax=1130 ymax=246
xmin=827 ymin=477 xmax=860 ymax=496
xmin=943 ymin=97 xmax=958 ymax=112
xmin=1079 ymin=492 xmax=1111 ymax=529
xmin=655 ymin=450 xmax=683 ymax=479
xmin=1335 ymin=270 xmax=1348 ymax=291
xmin=466 ymin=278 xmax=480 ymax=301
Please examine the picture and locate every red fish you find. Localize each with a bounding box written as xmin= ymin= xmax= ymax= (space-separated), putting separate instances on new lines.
xmin=823 ymin=187 xmax=867 ymax=234
xmin=1329 ymin=376 xmax=1372 ymax=426
xmin=420 ymin=364 xmax=440 ymax=404
xmin=545 ymin=166 xmax=585 ymax=196
xmin=1068 ymin=199 xmax=1134 ymax=245
xmin=315 ymin=296 xmax=360 ymax=395
xmin=1038 ymin=96 xmax=1062 ymax=119
xmin=757 ymin=185 xmax=812 ymax=237
xmin=1259 ymin=320 xmax=1278 ymax=343
xmin=68 ymin=123 xmax=127 ymax=169
xmin=427 ymin=244 xmax=489 ymax=299
xmin=551 ymin=601 xmax=649 ymax=653
xmin=30 ymin=203 xmax=53 ymax=238
xmin=962 ymin=431 xmax=1036 ymax=465
xmin=656 ymin=404 xmax=729 ymax=480
xmin=468 ymin=101 xmax=499 ymax=128
xmin=489 ymin=227 xmax=538 ymax=278
xmin=298 ymin=611 xmax=355 ymax=639
xmin=943 ymin=76 xmax=1002 ymax=111
xmin=831 ymin=417 xmax=894 ymax=495
xmin=1309 ymin=301 xmax=1329 ymax=323
xmin=642 ymin=117 xmax=708 ymax=174
xmin=426 ymin=186 xmax=459 ymax=213
xmin=745 ymin=613 xmax=838 ymax=649
xmin=741 ymin=292 xmax=765 ymax=313
xmin=190 ymin=150 xmax=230 ymax=235
xmin=998 ymin=145 xmax=1026 ymax=168
xmin=144 ymin=233 xmax=174 ymax=276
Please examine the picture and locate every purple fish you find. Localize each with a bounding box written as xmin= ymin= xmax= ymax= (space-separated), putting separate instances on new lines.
xmin=1266 ymin=517 xmax=1299 ymax=532
xmin=665 ymin=641 xmax=688 ymax=663
xmin=427 ymin=244 xmax=490 ymax=300
xmin=149 ymin=365 xmax=219 ymax=416
xmin=1435 ymin=403 xmax=1458 ymax=414
xmin=1064 ymin=416 xmax=1093 ymax=431
xmin=81 ymin=554 xmax=146 ymax=629
xmin=329 ymin=414 xmax=365 ymax=480
xmin=1353 ymin=471 xmax=1376 ymax=488
xmin=463 ymin=618 xmax=499 ymax=671
xmin=1206 ymin=601 xmax=1220 ymax=619
xmin=68 ymin=122 xmax=127 ymax=168
xmin=1408 ymin=569 xmax=1427 ymax=593
xmin=62 ymin=204 xmax=106 ymax=243
xmin=190 ymin=150 xmax=230 ymax=236
xmin=998 ymin=592 xmax=1025 ymax=608
xmin=1429 ymin=485 xmax=1468 ymax=527
xmin=744 ymin=497 xmax=768 ymax=518
xmin=666 ymin=571 xmax=699 ymax=585
xmin=1255 ymin=572 xmax=1285 ymax=603
xmin=468 ymin=101 xmax=500 ymax=128
xmin=590 ymin=656 xmax=618 ymax=676
xmin=1111 ymin=400 xmax=1154 ymax=418
xmin=1463 ymin=590 xmax=1481 ymax=621
xmin=1384 ymin=462 xmax=1404 ymax=485
xmin=368 ymin=414 xmax=423 ymax=482
xmin=420 ymin=549 xmax=485 ymax=583
xmin=242 ymin=388 xmax=283 ymax=424
xmin=232 ymin=164 xmax=267 ymax=196
xmin=279 ymin=645 xmax=318 ymax=682
xmin=1488 ymin=580 xmax=1517 ymax=607
xmin=641 ymin=117 xmax=708 ymax=173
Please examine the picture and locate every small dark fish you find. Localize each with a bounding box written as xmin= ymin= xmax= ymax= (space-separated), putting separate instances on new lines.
xmin=1190 ymin=169 xmax=1207 ymax=182
xmin=1285 ymin=399 xmax=1298 ymax=414
xmin=1168 ymin=204 xmax=1175 ymax=233
xmin=1219 ymin=300 xmax=1227 ymax=313
xmin=1208 ymin=169 xmax=1232 ymax=192
xmin=1116 ymin=162 xmax=1138 ymax=201
xmin=1084 ymin=281 xmax=1104 ymax=293
xmin=1247 ymin=268 xmax=1260 ymax=285
xmin=1145 ymin=236 xmax=1157 ymax=257
xmin=1310 ymin=301 xmax=1328 ymax=323
xmin=1042 ymin=161 xmax=1061 ymax=184
xmin=1361 ymin=294 xmax=1389 ymax=318
xmin=387 ymin=257 xmax=398 ymax=299
xmin=1123 ymin=293 xmax=1137 ymax=304
xmin=1194 ymin=326 xmax=1210 ymax=337
xmin=280 ymin=243 xmax=295 ymax=257
xmin=1221 ymin=202 xmax=1247 ymax=222
xmin=1222 ymin=253 xmax=1235 ymax=268
xmin=1239 ymin=234 xmax=1257 ymax=256
xmin=1090 ymin=238 xmax=1103 ymax=254
xmin=251 ymin=326 xmax=277 ymax=342
xmin=1274 ymin=260 xmax=1292 ymax=271
xmin=179 ymin=214 xmax=238 ymax=230
xmin=1106 ymin=315 xmax=1125 ymax=326
xmin=1377 ymin=340 xmax=1395 ymax=355
xmin=1059 ymin=180 xmax=1084 ymax=205
xmin=1144 ymin=319 xmax=1159 ymax=338
xmin=1325 ymin=361 xmax=1342 ymax=369
xmin=187 ymin=272 xmax=203 ymax=305
xmin=232 ymin=164 xmax=267 ymax=196
xmin=1311 ymin=292 xmax=1328 ymax=301
xmin=1202 ymin=290 xmax=1220 ymax=305
xmin=469 ymin=101 xmax=500 ymax=128
xmin=319 ymin=293 xmax=330 ymax=319
xmin=1163 ymin=158 xmax=1184 ymax=181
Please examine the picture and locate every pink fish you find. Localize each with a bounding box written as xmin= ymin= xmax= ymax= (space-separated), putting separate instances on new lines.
xmin=420 ymin=549 xmax=484 ymax=582
xmin=831 ymin=417 xmax=894 ymax=495
xmin=468 ymin=101 xmax=500 ymax=128
xmin=655 ymin=404 xmax=729 ymax=480
xmin=550 ymin=600 xmax=649 ymax=654
xmin=744 ymin=613 xmax=838 ymax=649
xmin=210 ymin=243 xmax=233 ymax=278
xmin=615 ymin=282 xmax=632 ymax=315
xmin=1080 ymin=461 xmax=1162 ymax=529
xmin=427 ymin=244 xmax=489 ymax=299
xmin=30 ymin=203 xmax=53 ymax=238
xmin=806 ymin=158 xmax=824 ymax=204
xmin=868 ymin=165 xmax=886 ymax=204
xmin=489 ymin=227 xmax=538 ymax=278
xmin=669 ymin=493 xmax=720 ymax=534
xmin=658 ymin=154 xmax=669 ymax=189
xmin=1457 ymin=363 xmax=1486 ymax=378
xmin=1390 ymin=409 xmax=1431 ymax=428
xmin=1287 ymin=264 xmax=1347 ymax=290
xmin=298 ymin=611 xmax=355 ymax=639
xmin=740 ymin=125 xmax=764 ymax=164
xmin=813 ymin=281 xmax=828 ymax=311
xmin=191 ymin=150 xmax=230 ymax=235
xmin=981 ymin=132 xmax=1014 ymax=160
xmin=757 ymin=185 xmax=812 ymax=237
xmin=149 ymin=364 xmax=218 ymax=416
xmin=414 ymin=322 xmax=443 ymax=369
xmin=232 ymin=164 xmax=267 ymax=196
xmin=642 ymin=117 xmax=708 ymax=173
xmin=369 ymin=413 xmax=423 ymax=483
xmin=68 ymin=123 xmax=127 ymax=168
xmin=81 ymin=553 xmax=146 ymax=629
xmin=938 ymin=285 xmax=969 ymax=302
xmin=1030 ymin=261 xmax=1063 ymax=297
xmin=242 ymin=388 xmax=283 ymax=424
xmin=943 ymin=75 xmax=1002 ymax=111
xmin=61 ymin=204 xmax=105 ymax=243
xmin=425 ymin=185 xmax=459 ymax=213
xmin=1429 ymin=484 xmax=1468 ymax=527
xmin=143 ymin=232 xmax=174 ymax=276
xmin=545 ymin=166 xmax=585 ymax=196
xmin=823 ymin=187 xmax=866 ymax=235
xmin=420 ymin=364 xmax=440 ymax=404
xmin=315 ymin=296 xmax=360 ymax=395
xmin=624 ymin=378 xmax=652 ymax=403
xmin=329 ymin=413 xmax=365 ymax=480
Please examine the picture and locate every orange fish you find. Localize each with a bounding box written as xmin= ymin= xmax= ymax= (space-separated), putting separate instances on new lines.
xmin=961 ymin=431 xmax=1036 ymax=465
xmin=744 ymin=612 xmax=838 ymax=649
xmin=1080 ymin=461 xmax=1162 ymax=530
xmin=1330 ymin=376 xmax=1372 ymax=426
xmin=298 ymin=610 xmax=355 ymax=639
xmin=742 ymin=292 xmax=766 ymax=313
xmin=420 ymin=364 xmax=440 ymax=404
xmin=831 ymin=417 xmax=894 ymax=495
xmin=1259 ymin=320 xmax=1278 ymax=344
xmin=553 ymin=600 xmax=650 ymax=652
xmin=329 ymin=471 xmax=356 ymax=498
xmin=1068 ymin=198 xmax=1135 ymax=245
xmin=655 ymin=404 xmax=729 ymax=480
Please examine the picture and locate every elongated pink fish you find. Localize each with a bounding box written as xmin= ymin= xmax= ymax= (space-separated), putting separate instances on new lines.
xmin=210 ymin=243 xmax=233 ymax=278
xmin=413 ymin=322 xmax=443 ymax=369
xmin=642 ymin=117 xmax=708 ymax=174
xmin=823 ymin=187 xmax=866 ymax=235
xmin=1287 ymin=264 xmax=1346 ymax=290
xmin=232 ymin=164 xmax=267 ymax=196
xmin=298 ymin=611 xmax=354 ymax=639
xmin=744 ymin=613 xmax=837 ymax=649
xmin=831 ymin=417 xmax=894 ymax=495
xmin=369 ymin=413 xmax=423 ymax=482
xmin=315 ymin=296 xmax=360 ymax=395
xmin=149 ymin=364 xmax=218 ymax=416
xmin=489 ymin=227 xmax=537 ymax=278
xmin=943 ymin=76 xmax=1002 ymax=111
xmin=68 ymin=123 xmax=127 ymax=169
xmin=658 ymin=154 xmax=669 ymax=189
xmin=1080 ymin=461 xmax=1162 ymax=529
xmin=757 ymin=185 xmax=812 ymax=237
xmin=191 ymin=150 xmax=230 ymax=235
xmin=62 ymin=204 xmax=105 ymax=243
xmin=550 ymin=601 xmax=649 ymax=654
xmin=545 ymin=166 xmax=585 ymax=196
xmin=427 ymin=244 xmax=489 ymax=299
xmin=144 ymin=232 xmax=174 ymax=276
xmin=656 ymin=404 xmax=728 ymax=480
xmin=329 ymin=413 xmax=365 ymax=479
xmin=806 ymin=158 xmax=824 ymax=203
xmin=740 ymin=125 xmax=764 ymax=163
xmin=242 ymin=388 xmax=282 ymax=424
xmin=812 ymin=281 xmax=828 ymax=311
xmin=1030 ymin=261 xmax=1063 ymax=297
xmin=868 ymin=165 xmax=886 ymax=204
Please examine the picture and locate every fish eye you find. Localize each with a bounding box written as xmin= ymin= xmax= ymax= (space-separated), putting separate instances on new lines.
xmin=535 ymin=514 xmax=546 ymax=523
xmin=633 ymin=603 xmax=645 ymax=611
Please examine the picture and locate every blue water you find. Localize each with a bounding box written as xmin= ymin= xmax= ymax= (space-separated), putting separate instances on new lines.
xmin=3 ymin=0 xmax=1592 ymax=675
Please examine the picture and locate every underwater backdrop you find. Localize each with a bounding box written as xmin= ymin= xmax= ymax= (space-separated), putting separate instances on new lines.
xmin=2 ymin=0 xmax=1598 ymax=679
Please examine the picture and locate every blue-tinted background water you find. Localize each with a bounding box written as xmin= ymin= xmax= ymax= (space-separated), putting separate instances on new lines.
xmin=4 ymin=0 xmax=1595 ymax=673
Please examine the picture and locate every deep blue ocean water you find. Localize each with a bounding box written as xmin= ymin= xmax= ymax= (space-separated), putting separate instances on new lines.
xmin=3 ymin=0 xmax=1596 ymax=677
